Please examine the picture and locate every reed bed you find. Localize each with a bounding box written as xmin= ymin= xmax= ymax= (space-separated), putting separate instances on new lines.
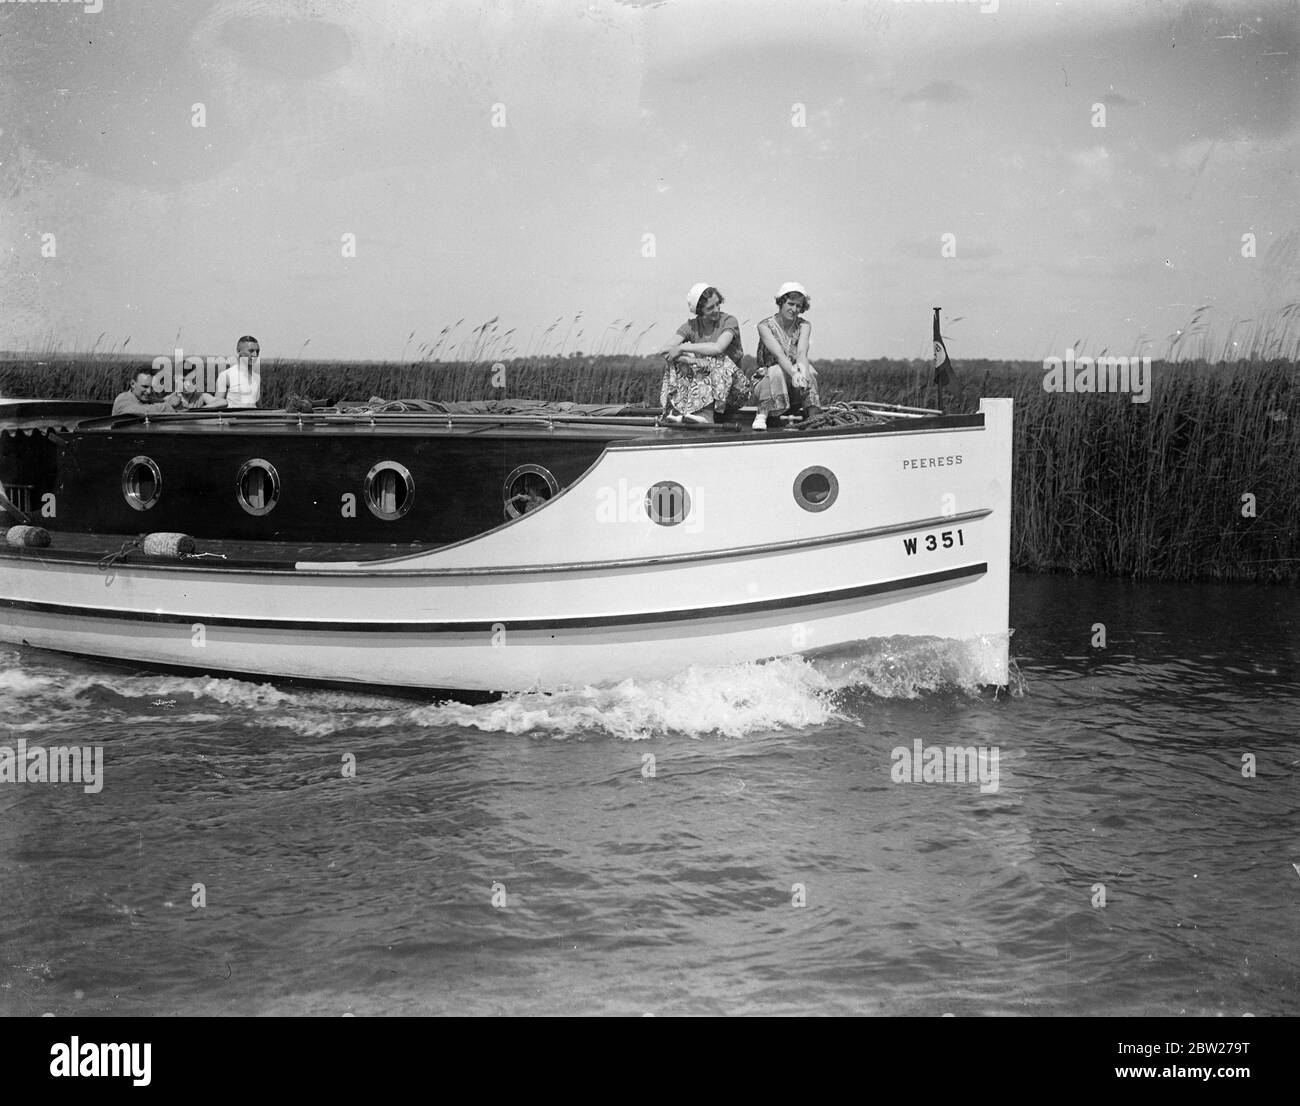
xmin=2 ymin=347 xmax=1295 ymax=584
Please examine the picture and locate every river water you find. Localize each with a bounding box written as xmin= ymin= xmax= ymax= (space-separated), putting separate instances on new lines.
xmin=0 ymin=573 xmax=1296 ymax=1017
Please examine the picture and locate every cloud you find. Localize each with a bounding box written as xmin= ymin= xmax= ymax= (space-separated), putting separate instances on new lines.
xmin=901 ymin=80 xmax=970 ymax=105
xmin=1046 ymin=255 xmax=1153 ymax=281
xmin=1067 ymin=145 xmax=1114 ymax=181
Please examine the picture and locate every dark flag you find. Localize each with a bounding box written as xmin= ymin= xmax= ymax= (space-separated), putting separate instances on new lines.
xmin=933 ymin=306 xmax=957 ymax=390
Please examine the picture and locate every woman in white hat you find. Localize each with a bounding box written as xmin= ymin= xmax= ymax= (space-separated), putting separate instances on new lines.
xmin=752 ymin=282 xmax=820 ymax=430
xmin=658 ymin=283 xmax=750 ymax=423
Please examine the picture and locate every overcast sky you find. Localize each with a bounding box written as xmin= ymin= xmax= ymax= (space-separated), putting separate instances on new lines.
xmin=1 ymin=0 xmax=1295 ymax=362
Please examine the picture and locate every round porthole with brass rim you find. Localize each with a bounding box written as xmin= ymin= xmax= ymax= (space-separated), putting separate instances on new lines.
xmin=503 ymin=464 xmax=559 ymax=520
xmin=645 ymin=481 xmax=691 ymax=526
xmin=122 ymin=455 xmax=162 ymax=511
xmin=793 ymin=465 xmax=838 ymax=512
xmin=236 ymin=458 xmax=281 ymax=516
xmin=364 ymin=461 xmax=415 ymax=520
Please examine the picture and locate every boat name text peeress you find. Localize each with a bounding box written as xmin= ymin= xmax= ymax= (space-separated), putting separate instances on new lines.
xmin=903 ymin=455 xmax=963 ymax=470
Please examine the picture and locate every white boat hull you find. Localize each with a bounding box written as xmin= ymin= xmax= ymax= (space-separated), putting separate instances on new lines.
xmin=0 ymin=401 xmax=1013 ymax=693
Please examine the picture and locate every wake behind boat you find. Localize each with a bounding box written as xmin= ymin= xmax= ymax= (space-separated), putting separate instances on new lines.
xmin=0 ymin=396 xmax=1012 ymax=696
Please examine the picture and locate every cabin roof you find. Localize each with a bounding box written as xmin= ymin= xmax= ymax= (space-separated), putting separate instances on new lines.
xmin=72 ymin=408 xmax=732 ymax=442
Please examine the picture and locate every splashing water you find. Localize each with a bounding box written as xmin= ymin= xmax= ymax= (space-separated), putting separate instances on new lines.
xmin=810 ymin=633 xmax=1023 ymax=700
xmin=0 ymin=636 xmax=1016 ymax=741
xmin=426 ymin=655 xmax=841 ymax=740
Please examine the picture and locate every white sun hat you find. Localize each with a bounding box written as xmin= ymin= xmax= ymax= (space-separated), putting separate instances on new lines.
xmin=686 ymin=282 xmax=712 ymax=313
xmin=776 ymin=281 xmax=808 ymax=299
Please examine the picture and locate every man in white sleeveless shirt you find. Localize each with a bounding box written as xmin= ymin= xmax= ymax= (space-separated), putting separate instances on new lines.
xmin=214 ymin=335 xmax=262 ymax=409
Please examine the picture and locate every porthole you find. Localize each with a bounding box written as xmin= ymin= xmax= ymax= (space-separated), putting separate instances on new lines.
xmin=364 ymin=461 xmax=415 ymax=520
xmin=236 ymin=458 xmax=281 ymax=516
xmin=793 ymin=466 xmax=838 ymax=512
xmin=504 ymin=464 xmax=559 ymax=520
xmin=645 ymin=481 xmax=691 ymax=526
xmin=122 ymin=456 xmax=162 ymax=511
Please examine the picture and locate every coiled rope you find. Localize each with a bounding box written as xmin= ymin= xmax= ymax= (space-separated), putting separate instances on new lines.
xmin=796 ymin=404 xmax=889 ymax=431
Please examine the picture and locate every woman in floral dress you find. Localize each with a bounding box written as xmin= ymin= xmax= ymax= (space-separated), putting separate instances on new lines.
xmin=659 ymin=283 xmax=750 ymax=423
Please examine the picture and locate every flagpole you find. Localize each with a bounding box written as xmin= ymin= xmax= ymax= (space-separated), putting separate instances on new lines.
xmin=933 ymin=306 xmax=943 ymax=413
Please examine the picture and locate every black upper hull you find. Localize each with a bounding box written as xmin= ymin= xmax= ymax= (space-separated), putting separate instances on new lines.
xmin=53 ymin=414 xmax=630 ymax=545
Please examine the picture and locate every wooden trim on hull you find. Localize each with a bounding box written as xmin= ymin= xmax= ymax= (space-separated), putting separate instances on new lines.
xmin=0 ymin=562 xmax=986 ymax=633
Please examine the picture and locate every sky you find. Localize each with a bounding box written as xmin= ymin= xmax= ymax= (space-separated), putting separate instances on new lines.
xmin=1 ymin=0 xmax=1296 ymax=362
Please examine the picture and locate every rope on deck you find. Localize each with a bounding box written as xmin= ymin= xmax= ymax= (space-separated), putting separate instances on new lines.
xmin=795 ymin=404 xmax=889 ymax=431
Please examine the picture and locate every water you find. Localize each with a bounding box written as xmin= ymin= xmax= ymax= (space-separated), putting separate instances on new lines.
xmin=0 ymin=574 xmax=1296 ymax=1016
